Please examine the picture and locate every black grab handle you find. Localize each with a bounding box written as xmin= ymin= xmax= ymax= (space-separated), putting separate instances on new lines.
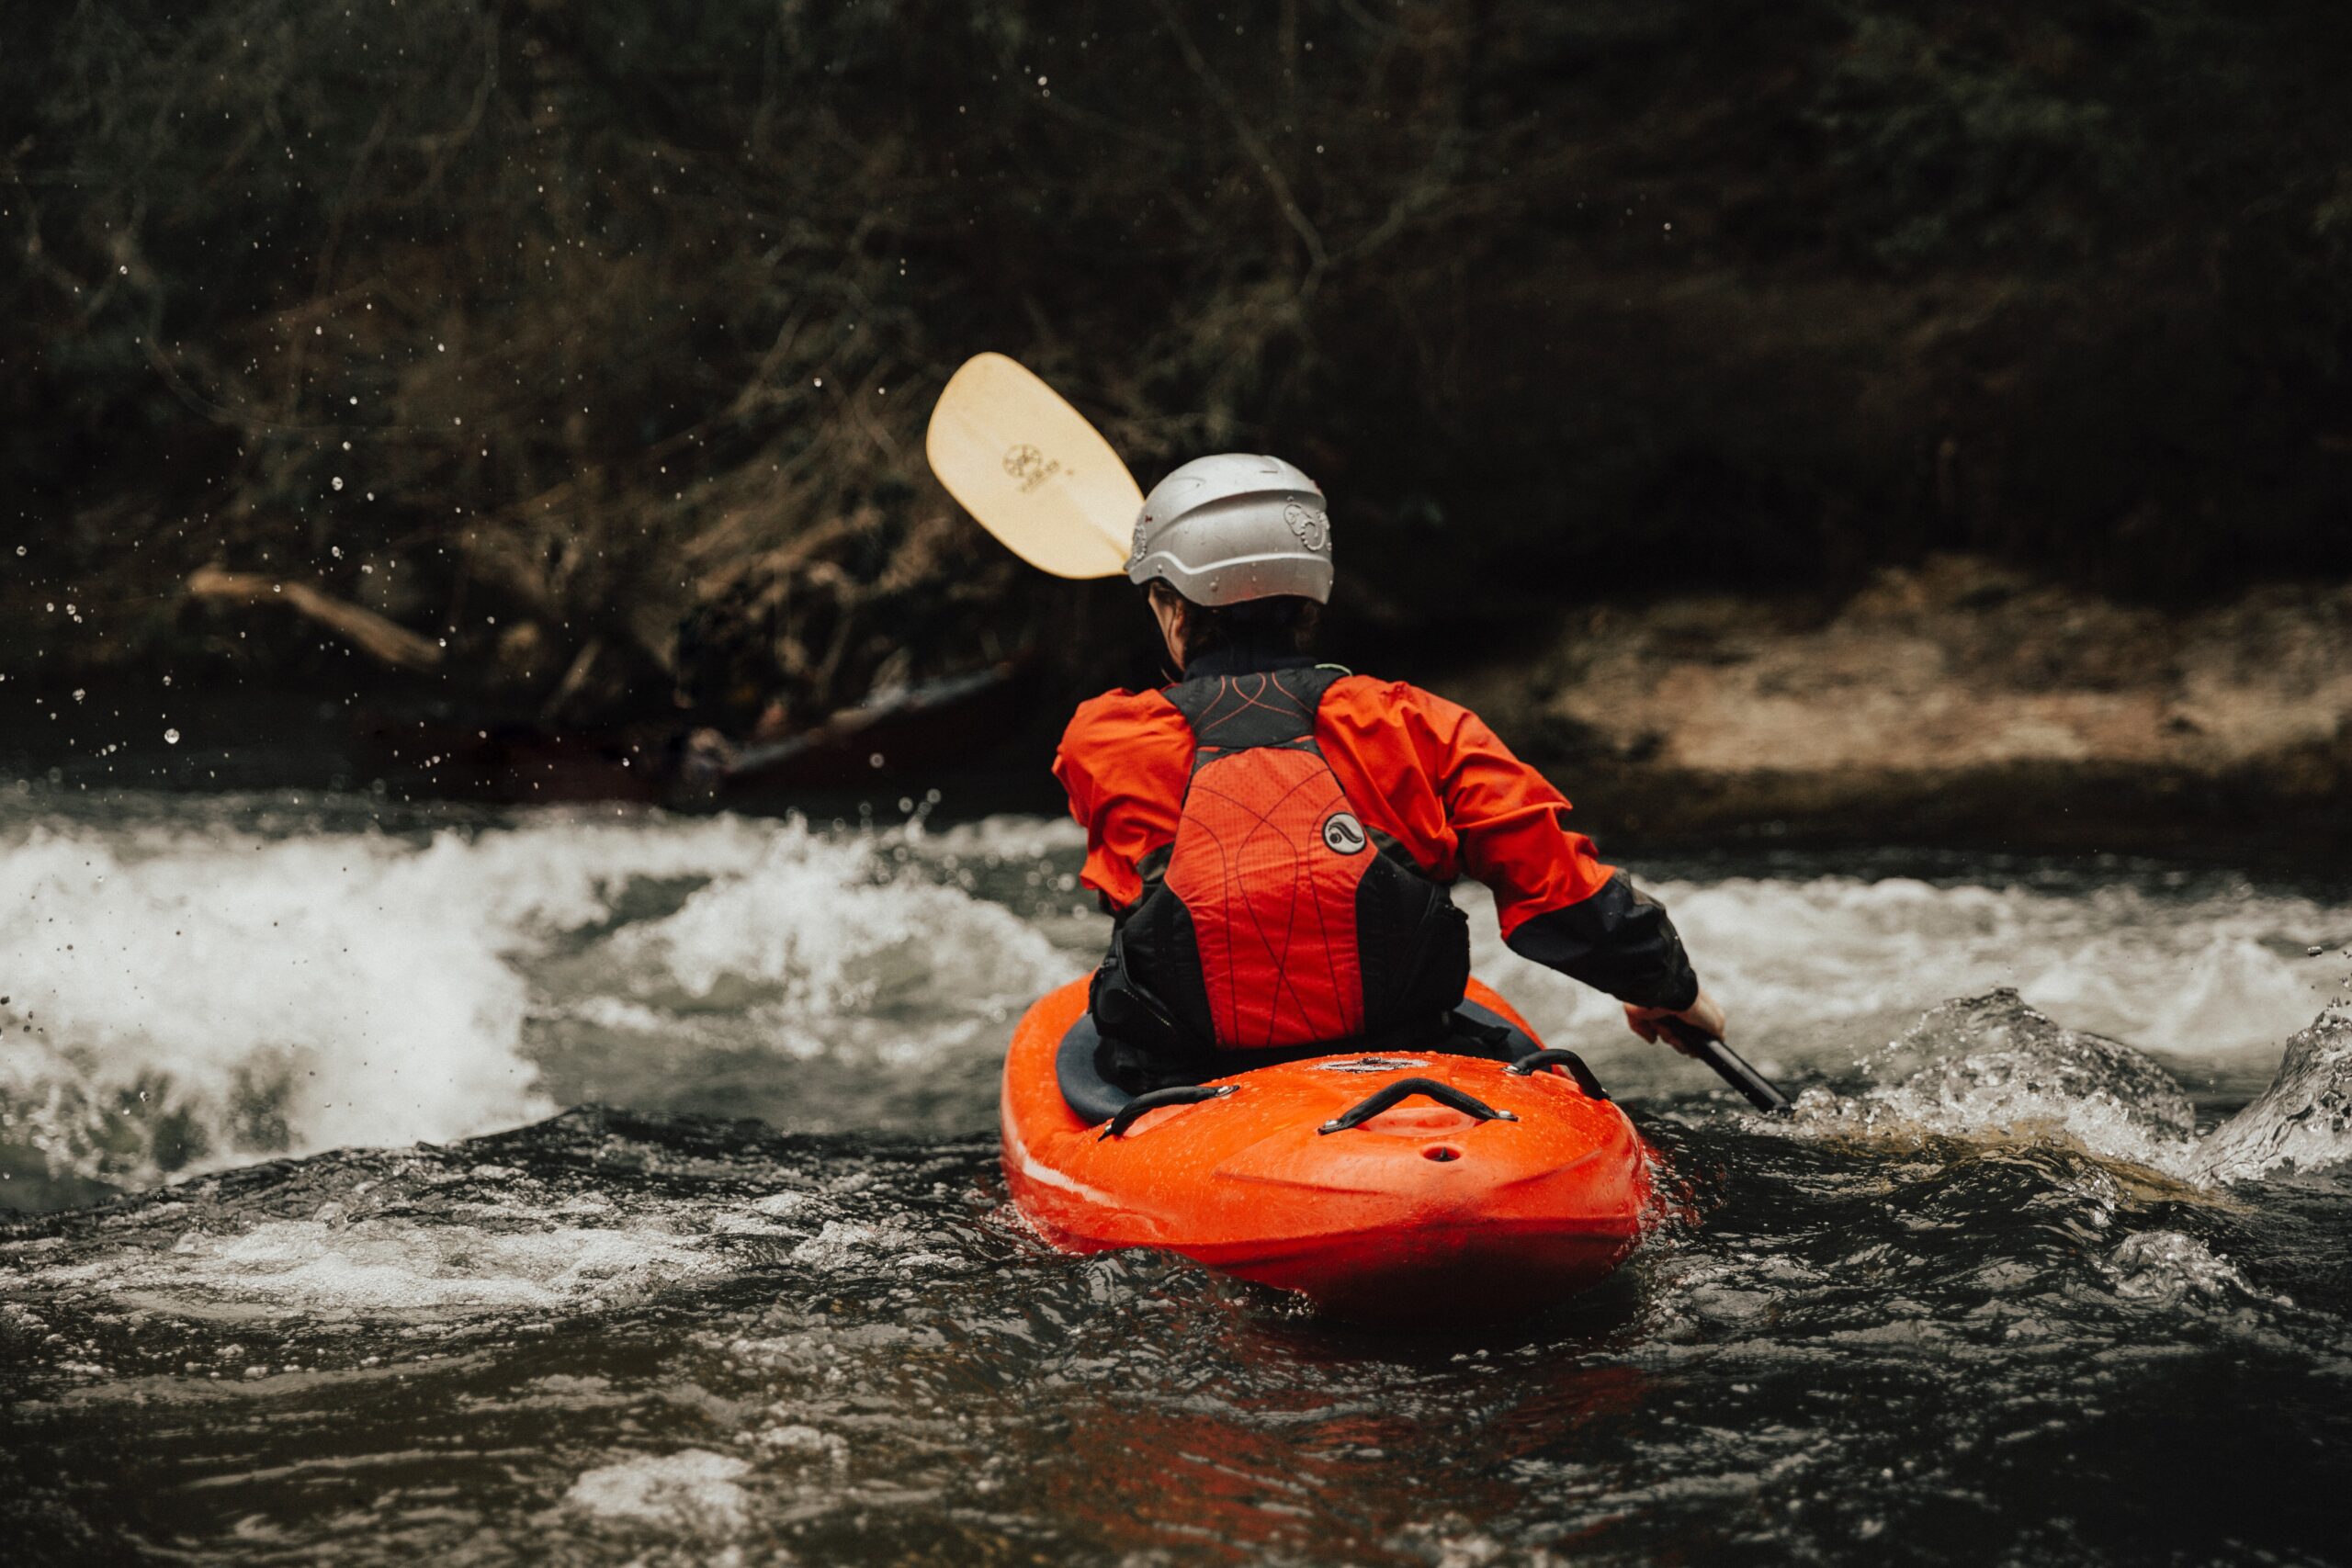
xmin=1317 ymin=1077 xmax=1517 ymax=1135
xmin=1504 ymin=1047 xmax=1611 ymax=1100
xmin=1099 ymin=1083 xmax=1237 ymax=1140
xmin=1656 ymin=1018 xmax=1793 ymax=1116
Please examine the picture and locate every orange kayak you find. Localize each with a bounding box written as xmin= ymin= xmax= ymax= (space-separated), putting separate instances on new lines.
xmin=1000 ymin=976 xmax=1657 ymax=1322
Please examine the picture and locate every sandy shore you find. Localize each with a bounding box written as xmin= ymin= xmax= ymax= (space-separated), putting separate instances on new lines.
xmin=1446 ymin=557 xmax=2352 ymax=856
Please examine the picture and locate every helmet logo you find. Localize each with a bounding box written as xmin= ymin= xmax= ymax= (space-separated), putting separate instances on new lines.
xmin=1130 ymin=511 xmax=1150 ymax=564
xmin=1001 ymin=443 xmax=1063 ymax=494
xmin=1320 ymin=811 xmax=1367 ymax=855
xmin=1283 ymin=501 xmax=1330 ymax=551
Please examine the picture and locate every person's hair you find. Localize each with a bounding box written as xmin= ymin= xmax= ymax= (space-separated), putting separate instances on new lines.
xmin=1148 ymin=579 xmax=1321 ymax=659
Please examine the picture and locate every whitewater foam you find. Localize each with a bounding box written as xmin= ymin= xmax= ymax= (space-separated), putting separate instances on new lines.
xmin=1466 ymin=871 xmax=2346 ymax=1090
xmin=24 ymin=1214 xmax=719 ymax=1314
xmin=6 ymin=792 xmax=2346 ymax=1204
xmin=563 ymin=1449 xmax=753 ymax=1535
xmin=1793 ymin=989 xmax=2205 ymax=1174
xmin=583 ymin=826 xmax=1067 ymax=1054
xmin=2199 ymin=1001 xmax=2352 ymax=1182
xmin=2102 ymin=1230 xmax=2282 ymax=1310
xmin=0 ymin=801 xmax=1085 ymax=1199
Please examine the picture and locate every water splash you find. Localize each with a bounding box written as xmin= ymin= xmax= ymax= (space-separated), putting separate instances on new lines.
xmin=2199 ymin=1001 xmax=2352 ymax=1182
xmin=560 ymin=1450 xmax=754 ymax=1536
xmin=1777 ymin=982 xmax=2352 ymax=1188
xmin=1796 ymin=988 xmax=2201 ymax=1175
xmin=1466 ymin=870 xmax=2346 ymax=1098
xmin=2102 ymin=1230 xmax=2283 ymax=1311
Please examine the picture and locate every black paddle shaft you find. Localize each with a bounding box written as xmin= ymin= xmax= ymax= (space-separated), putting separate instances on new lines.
xmin=1656 ymin=1018 xmax=1793 ymax=1116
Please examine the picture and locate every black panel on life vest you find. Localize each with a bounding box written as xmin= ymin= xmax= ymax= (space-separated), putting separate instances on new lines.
xmin=1353 ymin=828 xmax=1472 ymax=1028
xmin=1093 ymin=888 xmax=1216 ymax=1076
xmin=1161 ymin=665 xmax=1342 ymax=758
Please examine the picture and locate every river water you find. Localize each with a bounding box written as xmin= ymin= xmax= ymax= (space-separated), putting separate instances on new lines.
xmin=2 ymin=787 xmax=2348 ymax=1564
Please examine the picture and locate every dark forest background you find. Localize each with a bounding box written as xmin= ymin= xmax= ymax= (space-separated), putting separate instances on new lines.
xmin=6 ymin=0 xmax=2350 ymax=743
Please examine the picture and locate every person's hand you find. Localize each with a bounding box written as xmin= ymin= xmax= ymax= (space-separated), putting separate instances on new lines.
xmin=1623 ymin=987 xmax=1728 ymax=1055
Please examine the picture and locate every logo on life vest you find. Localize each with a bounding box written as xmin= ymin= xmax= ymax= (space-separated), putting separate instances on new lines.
xmin=1320 ymin=810 xmax=1367 ymax=855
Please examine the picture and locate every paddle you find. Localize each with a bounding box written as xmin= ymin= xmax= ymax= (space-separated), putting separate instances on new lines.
xmin=926 ymin=354 xmax=1798 ymax=1116
xmin=924 ymin=353 xmax=1139 ymax=579
xmin=1657 ymin=1019 xmax=1794 ymax=1115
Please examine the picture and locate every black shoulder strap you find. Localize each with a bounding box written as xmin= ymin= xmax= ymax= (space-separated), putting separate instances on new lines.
xmin=1162 ymin=665 xmax=1348 ymax=763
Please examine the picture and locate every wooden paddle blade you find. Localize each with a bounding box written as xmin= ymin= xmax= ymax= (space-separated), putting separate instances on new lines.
xmin=924 ymin=353 xmax=1140 ymax=580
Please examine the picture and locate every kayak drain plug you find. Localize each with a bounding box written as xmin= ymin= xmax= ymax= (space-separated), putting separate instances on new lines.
xmin=1423 ymin=1147 xmax=1461 ymax=1163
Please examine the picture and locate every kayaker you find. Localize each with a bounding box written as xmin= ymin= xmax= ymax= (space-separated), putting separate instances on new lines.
xmin=1054 ymin=454 xmax=1729 ymax=1092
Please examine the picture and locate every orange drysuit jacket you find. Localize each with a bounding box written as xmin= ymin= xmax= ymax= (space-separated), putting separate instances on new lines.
xmin=1053 ymin=652 xmax=1700 ymax=1011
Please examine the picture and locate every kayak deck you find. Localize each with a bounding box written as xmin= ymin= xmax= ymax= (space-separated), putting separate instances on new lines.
xmin=1001 ymin=977 xmax=1655 ymax=1321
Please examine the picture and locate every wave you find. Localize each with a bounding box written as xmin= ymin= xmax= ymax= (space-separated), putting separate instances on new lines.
xmin=1465 ymin=871 xmax=2346 ymax=1089
xmin=2199 ymin=1001 xmax=2352 ymax=1182
xmin=3 ymin=792 xmax=2346 ymax=1206
xmin=0 ymin=800 xmax=1078 ymax=1204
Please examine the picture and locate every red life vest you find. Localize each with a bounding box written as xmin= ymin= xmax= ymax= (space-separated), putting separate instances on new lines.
xmin=1091 ymin=665 xmax=1470 ymax=1065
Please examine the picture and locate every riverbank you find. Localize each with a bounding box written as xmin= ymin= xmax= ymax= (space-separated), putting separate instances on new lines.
xmin=6 ymin=557 xmax=2346 ymax=862
xmin=1444 ymin=557 xmax=2352 ymax=860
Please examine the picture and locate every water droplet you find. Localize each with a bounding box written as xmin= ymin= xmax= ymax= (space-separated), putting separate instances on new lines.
xmin=331 ymin=477 xmax=345 ymax=491
xmin=164 ymin=728 xmax=180 ymax=744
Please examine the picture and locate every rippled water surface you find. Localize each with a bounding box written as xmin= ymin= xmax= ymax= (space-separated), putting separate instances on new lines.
xmin=3 ymin=789 xmax=2349 ymax=1564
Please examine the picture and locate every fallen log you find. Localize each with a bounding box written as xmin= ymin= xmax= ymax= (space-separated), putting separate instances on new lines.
xmin=187 ymin=566 xmax=444 ymax=671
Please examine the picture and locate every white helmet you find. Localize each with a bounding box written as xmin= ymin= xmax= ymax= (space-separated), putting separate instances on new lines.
xmin=1126 ymin=453 xmax=1333 ymax=605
